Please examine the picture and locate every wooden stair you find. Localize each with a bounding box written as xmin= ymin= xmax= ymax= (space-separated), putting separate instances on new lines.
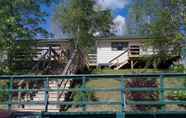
xmin=114 ymin=60 xmax=128 ymax=70
xmin=14 ymin=49 xmax=80 ymax=112
xmin=15 ymin=80 xmax=69 ymax=112
xmin=109 ymin=49 xmax=129 ymax=70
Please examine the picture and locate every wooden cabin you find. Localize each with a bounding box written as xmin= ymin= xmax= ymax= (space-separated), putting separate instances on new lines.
xmin=12 ymin=37 xmax=183 ymax=70
xmin=95 ymin=36 xmax=164 ymax=69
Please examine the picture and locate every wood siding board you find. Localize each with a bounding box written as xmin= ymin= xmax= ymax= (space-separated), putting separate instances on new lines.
xmin=96 ymin=39 xmax=154 ymax=65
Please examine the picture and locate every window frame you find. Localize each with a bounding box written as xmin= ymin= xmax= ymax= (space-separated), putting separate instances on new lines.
xmin=111 ymin=42 xmax=128 ymax=51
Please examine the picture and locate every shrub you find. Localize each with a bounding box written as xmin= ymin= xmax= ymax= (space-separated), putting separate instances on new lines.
xmin=167 ymin=91 xmax=186 ymax=100
xmin=170 ymin=64 xmax=185 ymax=72
xmin=126 ymin=78 xmax=160 ymax=111
xmin=74 ymin=91 xmax=96 ymax=102
xmin=167 ymin=75 xmax=186 ymax=108
xmin=73 ymin=87 xmax=96 ymax=107
xmin=0 ymin=81 xmax=8 ymax=103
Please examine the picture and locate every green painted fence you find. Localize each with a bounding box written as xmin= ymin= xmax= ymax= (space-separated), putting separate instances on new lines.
xmin=0 ymin=73 xmax=186 ymax=118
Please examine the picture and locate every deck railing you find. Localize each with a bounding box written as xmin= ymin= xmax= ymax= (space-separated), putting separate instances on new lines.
xmin=0 ymin=73 xmax=186 ymax=117
xmin=88 ymin=54 xmax=97 ymax=66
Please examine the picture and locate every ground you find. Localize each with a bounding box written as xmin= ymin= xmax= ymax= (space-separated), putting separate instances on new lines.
xmin=68 ymin=68 xmax=186 ymax=112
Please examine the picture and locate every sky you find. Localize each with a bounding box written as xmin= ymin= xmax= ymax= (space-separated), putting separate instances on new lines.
xmin=41 ymin=0 xmax=130 ymax=38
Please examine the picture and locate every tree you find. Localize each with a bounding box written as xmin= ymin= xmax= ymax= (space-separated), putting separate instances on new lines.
xmin=0 ymin=0 xmax=54 ymax=74
xmin=127 ymin=0 xmax=159 ymax=35
xmin=128 ymin=0 xmax=186 ymax=67
xmin=53 ymin=0 xmax=112 ymax=50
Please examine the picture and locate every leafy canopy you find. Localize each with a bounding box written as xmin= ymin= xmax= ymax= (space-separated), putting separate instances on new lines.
xmin=128 ymin=0 xmax=186 ymax=65
xmin=54 ymin=0 xmax=112 ymax=49
xmin=0 ymin=0 xmax=54 ymax=74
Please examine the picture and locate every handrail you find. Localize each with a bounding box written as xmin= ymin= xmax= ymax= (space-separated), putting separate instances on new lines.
xmin=108 ymin=49 xmax=128 ymax=63
xmin=1 ymin=73 xmax=186 ymax=114
xmin=62 ymin=49 xmax=77 ymax=75
xmin=57 ymin=49 xmax=80 ymax=108
xmin=1 ymin=73 xmax=186 ymax=79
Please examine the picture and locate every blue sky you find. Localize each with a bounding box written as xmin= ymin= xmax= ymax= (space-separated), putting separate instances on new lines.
xmin=41 ymin=5 xmax=54 ymax=33
xmin=113 ymin=8 xmax=128 ymax=17
xmin=41 ymin=0 xmax=130 ymax=37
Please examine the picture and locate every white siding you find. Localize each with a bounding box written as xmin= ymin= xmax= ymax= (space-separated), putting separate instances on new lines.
xmin=97 ymin=40 xmax=128 ymax=65
xmin=96 ymin=39 xmax=154 ymax=65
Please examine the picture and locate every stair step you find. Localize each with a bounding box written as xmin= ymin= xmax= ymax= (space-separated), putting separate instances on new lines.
xmin=15 ymin=107 xmax=60 ymax=112
xmin=18 ymin=79 xmax=72 ymax=112
xmin=114 ymin=61 xmax=128 ymax=70
xmin=24 ymin=105 xmax=45 ymax=110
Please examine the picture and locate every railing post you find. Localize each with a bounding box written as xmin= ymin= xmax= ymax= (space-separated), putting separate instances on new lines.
xmin=39 ymin=112 xmax=43 ymax=118
xmin=18 ymin=86 xmax=21 ymax=108
xmin=57 ymin=79 xmax=60 ymax=109
xmin=26 ymin=82 xmax=29 ymax=101
xmin=160 ymin=74 xmax=165 ymax=111
xmin=8 ymin=77 xmax=13 ymax=111
xmin=118 ymin=76 xmax=125 ymax=118
xmin=44 ymin=77 xmax=49 ymax=112
xmin=81 ymin=76 xmax=86 ymax=112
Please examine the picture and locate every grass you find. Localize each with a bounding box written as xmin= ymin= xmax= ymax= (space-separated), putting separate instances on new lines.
xmin=69 ymin=68 xmax=186 ymax=112
xmin=81 ymin=68 xmax=186 ymax=112
xmin=92 ymin=68 xmax=166 ymax=74
xmin=86 ymin=79 xmax=121 ymax=103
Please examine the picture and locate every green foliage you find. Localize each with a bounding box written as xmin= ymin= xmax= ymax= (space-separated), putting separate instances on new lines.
xmin=93 ymin=68 xmax=163 ymax=74
xmin=129 ymin=0 xmax=186 ymax=65
xmin=170 ymin=64 xmax=185 ymax=73
xmin=73 ymin=87 xmax=96 ymax=106
xmin=0 ymin=0 xmax=54 ymax=74
xmin=53 ymin=0 xmax=112 ymax=49
xmin=0 ymin=81 xmax=8 ymax=102
xmin=73 ymin=91 xmax=96 ymax=103
xmin=167 ymin=75 xmax=186 ymax=104
xmin=168 ymin=91 xmax=186 ymax=100
xmin=167 ymin=88 xmax=186 ymax=108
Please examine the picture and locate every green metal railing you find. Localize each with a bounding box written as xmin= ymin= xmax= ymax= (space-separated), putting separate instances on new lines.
xmin=0 ymin=73 xmax=186 ymax=118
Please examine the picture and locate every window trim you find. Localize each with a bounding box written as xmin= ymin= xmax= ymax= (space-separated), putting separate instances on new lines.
xmin=111 ymin=42 xmax=128 ymax=51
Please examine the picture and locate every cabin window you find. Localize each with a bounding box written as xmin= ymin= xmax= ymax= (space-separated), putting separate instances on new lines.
xmin=111 ymin=42 xmax=128 ymax=51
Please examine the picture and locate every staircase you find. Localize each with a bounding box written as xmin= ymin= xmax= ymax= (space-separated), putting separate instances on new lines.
xmin=15 ymin=49 xmax=81 ymax=112
xmin=109 ymin=49 xmax=129 ymax=70
xmin=15 ymin=80 xmax=71 ymax=112
xmin=21 ymin=81 xmax=67 ymax=112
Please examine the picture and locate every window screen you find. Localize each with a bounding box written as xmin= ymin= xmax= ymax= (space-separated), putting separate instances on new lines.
xmin=111 ymin=42 xmax=128 ymax=51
